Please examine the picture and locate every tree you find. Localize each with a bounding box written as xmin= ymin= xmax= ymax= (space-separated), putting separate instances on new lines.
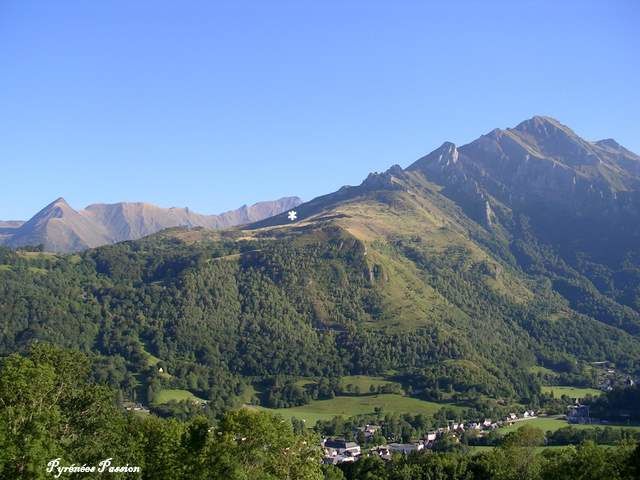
xmin=322 ymin=465 xmax=346 ymax=480
xmin=539 ymin=441 xmax=637 ymax=480
xmin=502 ymin=425 xmax=545 ymax=448
xmin=0 ymin=344 xmax=139 ymax=480
xmin=0 ymin=345 xmax=327 ymax=480
xmin=207 ymin=409 xmax=323 ymax=480
xmin=291 ymin=417 xmax=306 ymax=435
xmin=340 ymin=455 xmax=387 ymax=480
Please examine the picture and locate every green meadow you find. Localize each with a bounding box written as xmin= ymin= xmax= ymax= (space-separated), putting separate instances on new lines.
xmin=152 ymin=389 xmax=206 ymax=405
xmin=541 ymin=385 xmax=603 ymax=399
xmin=252 ymin=393 xmax=456 ymax=426
xmin=500 ymin=416 xmax=640 ymax=434
xmin=340 ymin=375 xmax=401 ymax=392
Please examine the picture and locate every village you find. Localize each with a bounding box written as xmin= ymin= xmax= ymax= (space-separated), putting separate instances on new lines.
xmin=321 ymin=409 xmax=539 ymax=464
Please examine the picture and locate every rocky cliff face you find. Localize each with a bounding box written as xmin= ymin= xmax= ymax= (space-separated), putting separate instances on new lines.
xmin=407 ymin=116 xmax=640 ymax=262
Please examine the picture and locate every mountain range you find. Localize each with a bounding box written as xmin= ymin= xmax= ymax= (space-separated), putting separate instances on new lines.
xmin=1 ymin=115 xmax=639 ymax=416
xmin=0 ymin=197 xmax=301 ymax=252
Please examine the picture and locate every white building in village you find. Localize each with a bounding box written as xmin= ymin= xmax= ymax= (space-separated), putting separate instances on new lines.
xmin=388 ymin=442 xmax=425 ymax=455
xmin=322 ymin=438 xmax=361 ymax=464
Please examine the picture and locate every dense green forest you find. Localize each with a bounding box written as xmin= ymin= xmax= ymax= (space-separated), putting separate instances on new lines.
xmin=1 ymin=345 xmax=639 ymax=479
xmin=333 ymin=438 xmax=640 ymax=480
xmin=1 ymin=206 xmax=639 ymax=422
xmin=0 ymin=344 xmax=321 ymax=479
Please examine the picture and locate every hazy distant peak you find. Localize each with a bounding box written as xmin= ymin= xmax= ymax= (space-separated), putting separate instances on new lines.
xmin=2 ymin=196 xmax=302 ymax=252
xmin=32 ymin=197 xmax=77 ymax=219
xmin=45 ymin=197 xmax=73 ymax=210
xmin=0 ymin=220 xmax=24 ymax=228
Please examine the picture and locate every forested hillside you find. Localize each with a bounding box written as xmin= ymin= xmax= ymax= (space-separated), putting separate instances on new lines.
xmin=2 ymin=344 xmax=639 ymax=480
xmin=1 ymin=116 xmax=639 ymax=423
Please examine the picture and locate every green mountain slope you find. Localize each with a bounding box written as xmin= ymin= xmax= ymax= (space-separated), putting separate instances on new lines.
xmin=1 ymin=116 xmax=639 ymax=419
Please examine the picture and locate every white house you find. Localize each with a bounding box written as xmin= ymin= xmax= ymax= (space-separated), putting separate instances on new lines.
xmin=388 ymin=442 xmax=424 ymax=455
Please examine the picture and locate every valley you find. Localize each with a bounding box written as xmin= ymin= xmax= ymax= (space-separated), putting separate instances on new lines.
xmin=2 ymin=116 xmax=640 ymax=477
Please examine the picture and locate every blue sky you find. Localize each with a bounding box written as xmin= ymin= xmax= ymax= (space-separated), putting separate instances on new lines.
xmin=1 ymin=1 xmax=638 ymax=220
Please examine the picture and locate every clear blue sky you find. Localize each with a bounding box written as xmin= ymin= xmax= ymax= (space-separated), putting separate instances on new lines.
xmin=1 ymin=1 xmax=638 ymax=220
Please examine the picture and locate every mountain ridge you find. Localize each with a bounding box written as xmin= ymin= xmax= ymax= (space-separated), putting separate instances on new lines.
xmin=2 ymin=115 xmax=640 ymax=422
xmin=241 ymin=115 xmax=640 ymax=341
xmin=1 ymin=196 xmax=301 ymax=252
xmin=252 ymin=116 xmax=639 ymax=235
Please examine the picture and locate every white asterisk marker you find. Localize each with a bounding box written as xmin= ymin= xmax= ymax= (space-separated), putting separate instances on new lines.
xmin=287 ymin=210 xmax=297 ymax=221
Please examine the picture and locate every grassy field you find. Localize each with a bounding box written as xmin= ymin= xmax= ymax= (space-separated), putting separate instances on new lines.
xmin=501 ymin=416 xmax=640 ymax=434
xmin=16 ymin=251 xmax=57 ymax=259
xmin=541 ymin=386 xmax=602 ymax=399
xmin=529 ymin=365 xmax=557 ymax=376
xmin=140 ymin=344 xmax=173 ymax=379
xmin=340 ymin=375 xmax=401 ymax=392
xmin=252 ymin=393 xmax=456 ymax=426
xmin=152 ymin=389 xmax=205 ymax=405
xmin=294 ymin=378 xmax=317 ymax=388
xmin=145 ymin=352 xmax=161 ymax=366
xmin=291 ymin=375 xmax=401 ymax=393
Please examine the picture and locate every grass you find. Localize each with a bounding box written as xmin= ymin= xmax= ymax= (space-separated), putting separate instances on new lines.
xmin=364 ymin=245 xmax=457 ymax=330
xmin=500 ymin=416 xmax=640 ymax=434
xmin=290 ymin=375 xmax=400 ymax=394
xmin=27 ymin=267 xmax=48 ymax=275
xmin=501 ymin=417 xmax=571 ymax=433
xmin=252 ymin=394 xmax=457 ymax=426
xmin=340 ymin=375 xmax=400 ymax=392
xmin=16 ymin=251 xmax=56 ymax=258
xmin=541 ymin=386 xmax=602 ymax=399
xmin=152 ymin=389 xmax=205 ymax=405
xmin=529 ymin=365 xmax=557 ymax=376
xmin=139 ymin=343 xmax=172 ymax=379
xmin=145 ymin=352 xmax=161 ymax=366
xmin=294 ymin=378 xmax=317 ymax=388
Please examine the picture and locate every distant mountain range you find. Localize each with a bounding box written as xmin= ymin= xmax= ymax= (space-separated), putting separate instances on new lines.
xmin=0 ymin=197 xmax=301 ymax=252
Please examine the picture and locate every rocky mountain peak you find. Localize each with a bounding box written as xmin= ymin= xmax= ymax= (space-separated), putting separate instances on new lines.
xmin=513 ymin=115 xmax=567 ymax=135
xmin=406 ymin=142 xmax=459 ymax=174
xmin=360 ymin=165 xmax=407 ymax=192
xmin=596 ymin=138 xmax=622 ymax=150
xmin=31 ymin=197 xmax=76 ymax=221
xmin=497 ymin=115 xmax=601 ymax=167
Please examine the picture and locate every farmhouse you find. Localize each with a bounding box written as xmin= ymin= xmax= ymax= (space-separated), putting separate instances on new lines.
xmin=357 ymin=424 xmax=381 ymax=439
